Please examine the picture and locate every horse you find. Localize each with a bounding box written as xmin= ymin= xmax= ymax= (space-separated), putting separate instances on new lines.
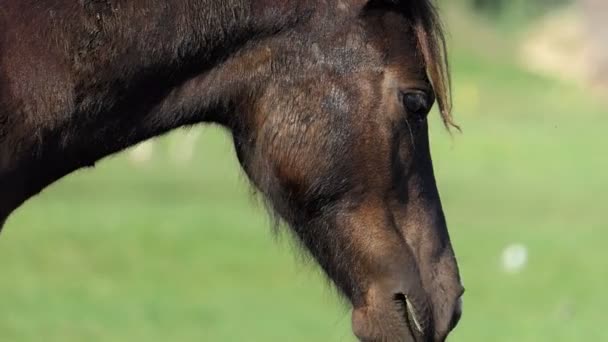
xmin=0 ymin=1 xmax=464 ymax=341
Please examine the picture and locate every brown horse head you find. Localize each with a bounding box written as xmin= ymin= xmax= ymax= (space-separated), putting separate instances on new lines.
xmin=229 ymin=1 xmax=464 ymax=341
xmin=0 ymin=0 xmax=462 ymax=340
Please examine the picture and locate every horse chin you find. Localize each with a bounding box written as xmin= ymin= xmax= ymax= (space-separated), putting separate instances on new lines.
xmin=352 ymin=304 xmax=418 ymax=342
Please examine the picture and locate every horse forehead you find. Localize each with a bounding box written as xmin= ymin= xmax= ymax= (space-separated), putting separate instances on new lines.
xmin=316 ymin=17 xmax=421 ymax=70
xmin=306 ymin=33 xmax=383 ymax=75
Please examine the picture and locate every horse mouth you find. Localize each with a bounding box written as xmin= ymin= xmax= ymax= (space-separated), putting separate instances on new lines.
xmin=352 ymin=284 xmax=433 ymax=342
xmin=394 ymin=293 xmax=425 ymax=340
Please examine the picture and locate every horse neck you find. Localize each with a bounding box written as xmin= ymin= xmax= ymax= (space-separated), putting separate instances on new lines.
xmin=94 ymin=0 xmax=311 ymax=78
xmin=0 ymin=0 xmax=319 ymax=229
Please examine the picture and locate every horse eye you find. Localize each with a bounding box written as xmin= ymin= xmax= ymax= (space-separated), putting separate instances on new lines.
xmin=402 ymin=92 xmax=431 ymax=119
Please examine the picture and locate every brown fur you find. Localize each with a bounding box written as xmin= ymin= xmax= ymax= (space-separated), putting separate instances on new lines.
xmin=0 ymin=1 xmax=463 ymax=341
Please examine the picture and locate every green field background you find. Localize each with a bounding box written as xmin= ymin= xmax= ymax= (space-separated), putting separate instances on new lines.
xmin=1 ymin=4 xmax=606 ymax=342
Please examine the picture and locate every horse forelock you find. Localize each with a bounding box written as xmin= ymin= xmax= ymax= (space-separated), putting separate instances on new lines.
xmin=410 ymin=1 xmax=457 ymax=131
xmin=379 ymin=0 xmax=455 ymax=130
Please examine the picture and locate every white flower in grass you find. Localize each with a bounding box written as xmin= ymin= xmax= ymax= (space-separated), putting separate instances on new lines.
xmin=501 ymin=243 xmax=528 ymax=273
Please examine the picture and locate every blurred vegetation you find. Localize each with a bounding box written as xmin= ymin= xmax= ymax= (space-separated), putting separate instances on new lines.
xmin=470 ymin=0 xmax=571 ymax=14
xmin=450 ymin=0 xmax=574 ymax=29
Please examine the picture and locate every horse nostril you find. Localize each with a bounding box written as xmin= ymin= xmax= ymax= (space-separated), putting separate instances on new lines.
xmin=393 ymin=293 xmax=424 ymax=335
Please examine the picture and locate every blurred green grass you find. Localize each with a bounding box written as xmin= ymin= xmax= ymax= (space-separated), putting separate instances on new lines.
xmin=1 ymin=8 xmax=607 ymax=342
